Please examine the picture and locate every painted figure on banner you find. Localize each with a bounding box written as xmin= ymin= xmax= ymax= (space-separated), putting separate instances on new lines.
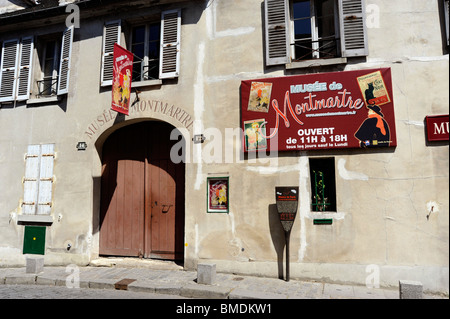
xmin=354 ymin=104 xmax=391 ymax=148
xmin=111 ymin=43 xmax=133 ymax=115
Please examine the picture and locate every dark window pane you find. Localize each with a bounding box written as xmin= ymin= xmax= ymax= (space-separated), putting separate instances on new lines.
xmin=295 ymin=19 xmax=312 ymax=39
xmin=293 ymin=0 xmax=310 ymax=19
xmin=148 ymin=24 xmax=160 ymax=42
xmin=132 ymin=61 xmax=142 ymax=82
xmin=44 ymin=41 xmax=56 ymax=78
xmin=132 ymin=26 xmax=146 ymax=44
xmin=132 ymin=43 xmax=145 ymax=59
xmin=294 ymin=40 xmax=313 ymax=60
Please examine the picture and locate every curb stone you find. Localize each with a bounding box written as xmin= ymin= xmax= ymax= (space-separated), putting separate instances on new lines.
xmin=180 ymin=283 xmax=231 ymax=299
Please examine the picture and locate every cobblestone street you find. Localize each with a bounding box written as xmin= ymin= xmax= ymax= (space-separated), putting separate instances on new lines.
xmin=0 ymin=284 xmax=187 ymax=299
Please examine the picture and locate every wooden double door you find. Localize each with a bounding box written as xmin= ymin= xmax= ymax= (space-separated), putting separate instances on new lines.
xmin=99 ymin=121 xmax=185 ymax=260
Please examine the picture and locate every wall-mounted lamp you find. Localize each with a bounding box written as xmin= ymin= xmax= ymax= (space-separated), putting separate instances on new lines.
xmin=193 ymin=134 xmax=206 ymax=144
xmin=76 ymin=142 xmax=87 ymax=151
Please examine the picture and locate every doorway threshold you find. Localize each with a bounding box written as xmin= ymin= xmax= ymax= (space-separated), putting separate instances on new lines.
xmin=89 ymin=257 xmax=183 ymax=271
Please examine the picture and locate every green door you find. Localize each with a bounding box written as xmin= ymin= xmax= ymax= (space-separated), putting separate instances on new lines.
xmin=23 ymin=226 xmax=46 ymax=255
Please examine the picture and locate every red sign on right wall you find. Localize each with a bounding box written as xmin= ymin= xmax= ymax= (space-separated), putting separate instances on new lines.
xmin=426 ymin=115 xmax=449 ymax=142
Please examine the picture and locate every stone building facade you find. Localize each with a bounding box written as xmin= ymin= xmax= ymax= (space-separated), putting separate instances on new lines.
xmin=0 ymin=0 xmax=448 ymax=294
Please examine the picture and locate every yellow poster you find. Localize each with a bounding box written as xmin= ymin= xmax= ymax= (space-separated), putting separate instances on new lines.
xmin=357 ymin=71 xmax=391 ymax=106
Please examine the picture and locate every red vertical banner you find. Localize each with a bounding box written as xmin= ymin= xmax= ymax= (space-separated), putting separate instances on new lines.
xmin=112 ymin=43 xmax=134 ymax=115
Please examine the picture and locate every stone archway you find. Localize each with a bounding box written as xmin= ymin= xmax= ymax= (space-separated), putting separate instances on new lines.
xmin=98 ymin=120 xmax=185 ymax=260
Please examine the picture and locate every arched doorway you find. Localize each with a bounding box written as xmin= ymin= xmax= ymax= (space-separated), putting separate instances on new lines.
xmin=99 ymin=121 xmax=185 ymax=261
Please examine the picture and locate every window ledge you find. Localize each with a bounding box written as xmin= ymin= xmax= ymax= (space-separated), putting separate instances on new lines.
xmin=286 ymin=57 xmax=347 ymax=69
xmin=308 ymin=211 xmax=345 ymax=220
xmin=17 ymin=214 xmax=53 ymax=225
xmin=131 ymin=79 xmax=162 ymax=88
xmin=27 ymin=96 xmax=61 ymax=105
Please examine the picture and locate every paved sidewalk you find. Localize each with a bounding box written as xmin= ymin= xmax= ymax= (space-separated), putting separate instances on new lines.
xmin=0 ymin=264 xmax=447 ymax=299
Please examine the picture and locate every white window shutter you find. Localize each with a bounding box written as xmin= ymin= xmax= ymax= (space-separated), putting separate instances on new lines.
xmin=58 ymin=26 xmax=74 ymax=95
xmin=37 ymin=144 xmax=55 ymax=215
xmin=16 ymin=36 xmax=34 ymax=101
xmin=23 ymin=145 xmax=41 ymax=215
xmin=101 ymin=20 xmax=121 ymax=86
xmin=159 ymin=9 xmax=181 ymax=79
xmin=338 ymin=0 xmax=368 ymax=57
xmin=264 ymin=0 xmax=290 ymax=66
xmin=0 ymin=39 xmax=19 ymax=103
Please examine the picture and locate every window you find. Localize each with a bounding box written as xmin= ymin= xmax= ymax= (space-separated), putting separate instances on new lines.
xmin=264 ymin=0 xmax=368 ymax=66
xmin=101 ymin=9 xmax=181 ymax=87
xmin=309 ymin=157 xmax=336 ymax=212
xmin=37 ymin=38 xmax=61 ymax=97
xmin=291 ymin=0 xmax=340 ymax=61
xmin=22 ymin=144 xmax=55 ymax=216
xmin=130 ymin=23 xmax=161 ymax=82
xmin=0 ymin=26 xmax=73 ymax=103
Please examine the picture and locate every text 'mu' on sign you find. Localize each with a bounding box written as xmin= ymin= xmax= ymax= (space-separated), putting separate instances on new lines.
xmin=426 ymin=115 xmax=449 ymax=142
xmin=241 ymin=68 xmax=397 ymax=152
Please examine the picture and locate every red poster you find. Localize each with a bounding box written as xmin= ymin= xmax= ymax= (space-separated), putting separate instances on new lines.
xmin=112 ymin=43 xmax=133 ymax=115
xmin=241 ymin=68 xmax=397 ymax=152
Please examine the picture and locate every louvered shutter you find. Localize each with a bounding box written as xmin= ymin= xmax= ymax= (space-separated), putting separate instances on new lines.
xmin=37 ymin=144 xmax=55 ymax=215
xmin=0 ymin=39 xmax=19 ymax=103
xmin=338 ymin=0 xmax=368 ymax=57
xmin=23 ymin=145 xmax=41 ymax=215
xmin=58 ymin=26 xmax=74 ymax=95
xmin=159 ymin=9 xmax=181 ymax=79
xmin=16 ymin=36 xmax=34 ymax=101
xmin=264 ymin=0 xmax=290 ymax=66
xmin=101 ymin=20 xmax=121 ymax=86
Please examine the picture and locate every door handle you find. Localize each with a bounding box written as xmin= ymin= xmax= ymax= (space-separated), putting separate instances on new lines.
xmin=161 ymin=204 xmax=173 ymax=214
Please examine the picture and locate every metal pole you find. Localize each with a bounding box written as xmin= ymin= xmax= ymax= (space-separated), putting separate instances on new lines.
xmin=285 ymin=230 xmax=290 ymax=282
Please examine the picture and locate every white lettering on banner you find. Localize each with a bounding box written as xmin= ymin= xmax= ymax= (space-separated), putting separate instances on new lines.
xmin=282 ymin=126 xmax=349 ymax=150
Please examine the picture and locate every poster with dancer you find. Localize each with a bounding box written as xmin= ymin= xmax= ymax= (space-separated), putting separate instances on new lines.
xmin=112 ymin=43 xmax=134 ymax=115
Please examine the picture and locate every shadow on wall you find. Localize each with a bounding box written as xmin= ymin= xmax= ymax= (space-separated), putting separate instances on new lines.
xmin=268 ymin=203 xmax=286 ymax=280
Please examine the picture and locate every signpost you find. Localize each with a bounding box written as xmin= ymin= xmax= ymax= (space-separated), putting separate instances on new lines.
xmin=275 ymin=186 xmax=299 ymax=282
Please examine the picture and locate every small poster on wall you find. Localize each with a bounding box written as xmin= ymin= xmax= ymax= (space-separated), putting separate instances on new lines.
xmin=247 ymin=82 xmax=273 ymax=113
xmin=207 ymin=177 xmax=229 ymax=213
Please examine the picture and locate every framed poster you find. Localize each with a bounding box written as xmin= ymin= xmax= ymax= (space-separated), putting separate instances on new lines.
xmin=207 ymin=177 xmax=229 ymax=213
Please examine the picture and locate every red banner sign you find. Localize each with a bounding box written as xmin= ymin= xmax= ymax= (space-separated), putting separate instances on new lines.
xmin=241 ymin=68 xmax=397 ymax=152
xmin=426 ymin=115 xmax=449 ymax=142
xmin=112 ymin=43 xmax=134 ymax=115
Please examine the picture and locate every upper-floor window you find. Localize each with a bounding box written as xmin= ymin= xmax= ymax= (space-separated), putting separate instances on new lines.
xmin=37 ymin=37 xmax=61 ymax=97
xmin=0 ymin=26 xmax=73 ymax=103
xmin=291 ymin=0 xmax=340 ymax=61
xmin=264 ymin=0 xmax=368 ymax=67
xmin=100 ymin=9 xmax=181 ymax=87
xmin=130 ymin=23 xmax=161 ymax=82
